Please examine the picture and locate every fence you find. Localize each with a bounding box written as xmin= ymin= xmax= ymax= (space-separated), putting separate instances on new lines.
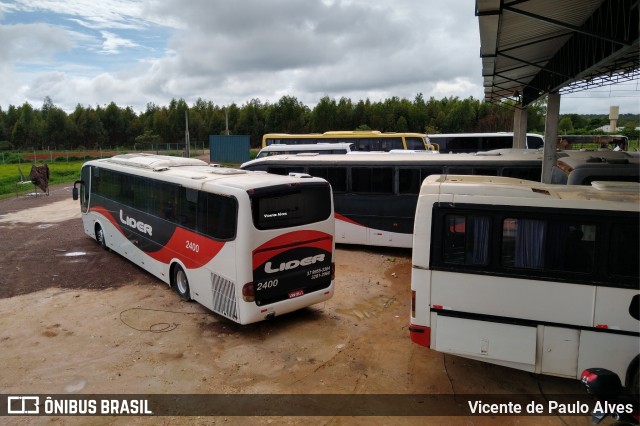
xmin=0 ymin=143 xmax=209 ymax=164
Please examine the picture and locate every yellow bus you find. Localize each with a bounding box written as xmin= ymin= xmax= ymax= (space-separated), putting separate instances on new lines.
xmin=262 ymin=131 xmax=437 ymax=151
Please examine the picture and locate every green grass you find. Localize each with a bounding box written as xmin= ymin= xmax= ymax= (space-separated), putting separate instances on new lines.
xmin=0 ymin=161 xmax=83 ymax=199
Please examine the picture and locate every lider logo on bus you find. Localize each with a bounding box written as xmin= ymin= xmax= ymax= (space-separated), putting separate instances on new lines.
xmin=264 ymin=254 xmax=325 ymax=274
xmin=119 ymin=210 xmax=153 ymax=236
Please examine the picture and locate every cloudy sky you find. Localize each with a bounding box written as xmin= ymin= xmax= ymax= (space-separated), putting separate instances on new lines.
xmin=0 ymin=0 xmax=637 ymax=116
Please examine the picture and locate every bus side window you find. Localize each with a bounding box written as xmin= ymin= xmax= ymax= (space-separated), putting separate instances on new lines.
xmin=443 ymin=214 xmax=490 ymax=265
xmin=421 ymin=168 xmax=444 ymax=180
xmin=200 ymin=193 xmax=237 ymax=240
xmin=399 ymin=169 xmax=421 ymax=194
xmin=268 ymin=165 xmax=307 ymax=176
xmin=177 ymin=187 xmax=198 ymax=229
xmin=503 ymin=167 xmax=542 ymax=182
xmin=91 ymin=167 xmax=101 ymax=195
xmin=447 ymin=167 xmax=473 ymax=175
xmin=473 ymin=167 xmax=499 ymax=176
xmin=526 ymin=135 xmax=544 ymax=149
xmin=609 ymin=223 xmax=639 ymax=280
xmin=502 ymin=218 xmax=545 ymax=270
xmin=308 ymin=166 xmax=346 ymax=191
xmin=352 ymin=167 xmax=392 ymax=193
xmin=119 ymin=173 xmax=135 ymax=206
xmin=381 ymin=137 xmax=402 ymax=151
xmin=547 ymin=223 xmax=596 ymax=273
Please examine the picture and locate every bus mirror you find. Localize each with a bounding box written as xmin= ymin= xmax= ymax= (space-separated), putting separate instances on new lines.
xmin=72 ymin=180 xmax=83 ymax=201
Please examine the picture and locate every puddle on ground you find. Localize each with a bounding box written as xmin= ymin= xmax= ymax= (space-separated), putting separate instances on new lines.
xmin=63 ymin=252 xmax=87 ymax=257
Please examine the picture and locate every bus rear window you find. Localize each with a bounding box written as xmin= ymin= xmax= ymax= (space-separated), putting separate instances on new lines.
xmin=251 ymin=184 xmax=331 ymax=230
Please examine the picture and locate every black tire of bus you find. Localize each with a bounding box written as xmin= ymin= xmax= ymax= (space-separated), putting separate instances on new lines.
xmin=95 ymin=224 xmax=108 ymax=250
xmin=173 ymin=264 xmax=191 ymax=301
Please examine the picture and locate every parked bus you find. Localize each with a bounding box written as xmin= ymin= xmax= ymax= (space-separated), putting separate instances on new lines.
xmin=255 ymin=142 xmax=354 ymax=159
xmin=72 ymin=154 xmax=335 ymax=325
xmin=262 ymin=131 xmax=436 ymax=151
xmin=241 ymin=151 xmax=543 ymax=248
xmin=410 ymin=175 xmax=639 ymax=389
xmin=427 ymin=132 xmax=544 ymax=153
xmin=558 ymin=134 xmax=629 ymax=151
xmin=551 ymin=150 xmax=640 ymax=185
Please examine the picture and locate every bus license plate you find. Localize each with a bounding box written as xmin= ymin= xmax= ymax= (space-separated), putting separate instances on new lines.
xmin=288 ymin=289 xmax=304 ymax=299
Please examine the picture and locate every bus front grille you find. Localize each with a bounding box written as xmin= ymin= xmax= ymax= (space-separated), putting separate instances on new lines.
xmin=211 ymin=273 xmax=238 ymax=321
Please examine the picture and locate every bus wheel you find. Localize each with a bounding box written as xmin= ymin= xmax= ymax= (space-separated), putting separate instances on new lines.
xmin=173 ymin=265 xmax=191 ymax=301
xmin=95 ymin=224 xmax=107 ymax=250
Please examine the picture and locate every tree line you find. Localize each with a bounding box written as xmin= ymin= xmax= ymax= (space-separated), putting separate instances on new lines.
xmin=0 ymin=94 xmax=636 ymax=151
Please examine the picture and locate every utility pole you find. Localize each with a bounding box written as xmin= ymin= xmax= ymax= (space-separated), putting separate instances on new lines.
xmin=185 ymin=110 xmax=190 ymax=158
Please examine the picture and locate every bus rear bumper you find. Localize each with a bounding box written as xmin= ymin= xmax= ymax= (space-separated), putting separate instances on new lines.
xmin=409 ymin=323 xmax=430 ymax=347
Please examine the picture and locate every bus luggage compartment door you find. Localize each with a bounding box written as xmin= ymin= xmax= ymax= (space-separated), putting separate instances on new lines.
xmin=434 ymin=314 xmax=537 ymax=372
xmin=252 ymin=232 xmax=333 ymax=306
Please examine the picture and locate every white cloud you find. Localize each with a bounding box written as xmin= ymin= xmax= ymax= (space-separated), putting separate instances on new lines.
xmin=0 ymin=22 xmax=71 ymax=63
xmin=0 ymin=0 xmax=636 ymax=115
xmin=100 ymin=31 xmax=139 ymax=54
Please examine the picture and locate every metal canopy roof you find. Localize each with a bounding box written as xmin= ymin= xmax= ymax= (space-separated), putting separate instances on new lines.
xmin=477 ymin=0 xmax=639 ymax=106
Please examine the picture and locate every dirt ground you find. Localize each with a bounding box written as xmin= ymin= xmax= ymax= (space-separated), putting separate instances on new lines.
xmin=0 ymin=185 xmax=598 ymax=425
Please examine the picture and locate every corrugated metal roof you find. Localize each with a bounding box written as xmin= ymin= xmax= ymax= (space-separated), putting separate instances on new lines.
xmin=477 ymin=0 xmax=639 ymax=106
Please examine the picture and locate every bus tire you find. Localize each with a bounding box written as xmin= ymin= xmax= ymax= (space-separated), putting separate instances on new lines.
xmin=95 ymin=224 xmax=107 ymax=250
xmin=173 ymin=264 xmax=191 ymax=301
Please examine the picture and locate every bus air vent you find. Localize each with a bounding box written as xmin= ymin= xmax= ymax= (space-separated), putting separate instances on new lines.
xmin=211 ymin=273 xmax=238 ymax=321
xmin=209 ymin=167 xmax=247 ymax=175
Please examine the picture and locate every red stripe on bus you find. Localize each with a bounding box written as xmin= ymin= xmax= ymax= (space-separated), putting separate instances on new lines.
xmin=335 ymin=213 xmax=364 ymax=227
xmin=252 ymin=230 xmax=333 ymax=268
xmin=146 ymin=227 xmax=225 ymax=268
xmin=90 ymin=206 xmax=224 ymax=268
xmin=90 ymin=206 xmax=123 ymax=234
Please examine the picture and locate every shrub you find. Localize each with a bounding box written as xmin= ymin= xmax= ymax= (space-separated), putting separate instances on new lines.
xmin=1 ymin=153 xmax=25 ymax=164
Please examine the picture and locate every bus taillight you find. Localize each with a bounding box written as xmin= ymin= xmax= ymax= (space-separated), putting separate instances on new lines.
xmin=242 ymin=283 xmax=255 ymax=302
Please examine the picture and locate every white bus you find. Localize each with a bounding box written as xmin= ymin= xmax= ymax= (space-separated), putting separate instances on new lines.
xmin=427 ymin=132 xmax=544 ymax=153
xmin=241 ymin=151 xmax=543 ymax=248
xmin=72 ymin=154 xmax=335 ymax=325
xmin=410 ymin=175 xmax=639 ymax=390
xmin=551 ymin=150 xmax=640 ymax=185
xmin=262 ymin=131 xmax=437 ymax=151
xmin=255 ymin=142 xmax=354 ymax=158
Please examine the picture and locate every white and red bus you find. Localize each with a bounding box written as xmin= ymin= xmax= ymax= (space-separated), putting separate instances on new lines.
xmin=241 ymin=152 xmax=543 ymax=248
xmin=410 ymin=175 xmax=639 ymax=390
xmin=73 ymin=154 xmax=335 ymax=325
